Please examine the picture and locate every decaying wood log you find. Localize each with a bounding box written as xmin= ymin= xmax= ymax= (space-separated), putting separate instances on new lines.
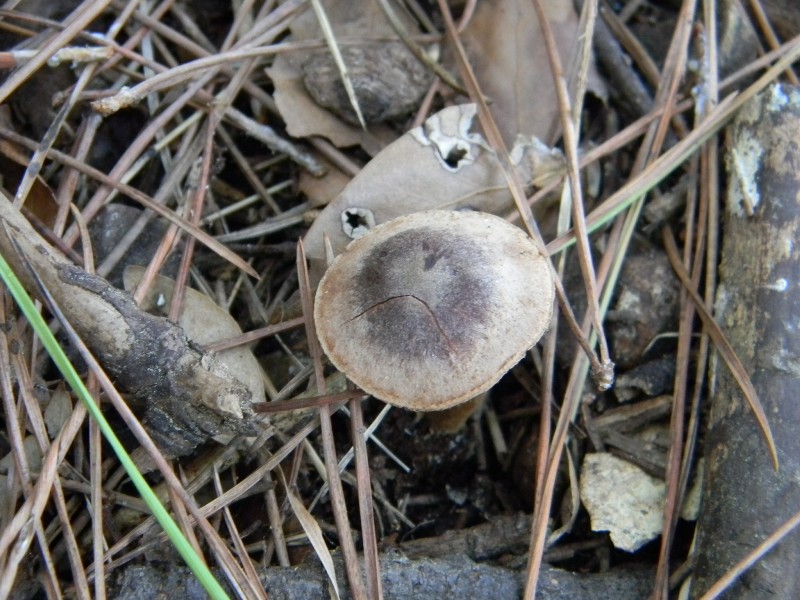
xmin=692 ymin=83 xmax=800 ymax=597
xmin=109 ymin=515 xmax=654 ymax=600
xmin=110 ymin=557 xmax=654 ymax=600
xmin=0 ymin=193 xmax=258 ymax=462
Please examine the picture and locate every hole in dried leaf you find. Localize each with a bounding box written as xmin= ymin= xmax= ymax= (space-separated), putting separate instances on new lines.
xmin=444 ymin=146 xmax=468 ymax=169
xmin=341 ymin=207 xmax=376 ymax=239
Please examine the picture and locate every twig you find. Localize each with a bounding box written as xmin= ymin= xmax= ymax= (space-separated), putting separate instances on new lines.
xmin=0 ymin=126 xmax=258 ymax=278
xmin=297 ymin=240 xmax=368 ymax=600
xmin=531 ymin=0 xmax=613 ymax=388
xmin=0 ymin=0 xmax=114 ymax=104
xmin=435 ymin=0 xmax=608 ymax=386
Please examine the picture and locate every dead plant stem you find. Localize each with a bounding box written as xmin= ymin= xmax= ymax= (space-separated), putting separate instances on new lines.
xmin=532 ymin=0 xmax=613 ymax=388
xmin=297 ymin=240 xmax=368 ymax=600
xmin=0 ymin=0 xmax=114 ymax=104
xmin=436 ymin=0 xmax=608 ymax=386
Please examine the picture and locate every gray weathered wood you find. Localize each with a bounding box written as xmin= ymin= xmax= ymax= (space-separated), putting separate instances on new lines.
xmin=693 ymin=83 xmax=800 ymax=597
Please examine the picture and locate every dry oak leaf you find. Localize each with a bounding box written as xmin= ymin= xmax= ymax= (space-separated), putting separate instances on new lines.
xmin=303 ymin=103 xmax=564 ymax=284
xmin=459 ymin=0 xmax=606 ymax=145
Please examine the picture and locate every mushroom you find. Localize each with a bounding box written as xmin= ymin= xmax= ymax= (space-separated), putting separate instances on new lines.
xmin=313 ymin=210 xmax=554 ymax=411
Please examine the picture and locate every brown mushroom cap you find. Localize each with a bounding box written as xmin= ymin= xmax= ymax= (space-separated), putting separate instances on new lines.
xmin=313 ymin=210 xmax=554 ymax=410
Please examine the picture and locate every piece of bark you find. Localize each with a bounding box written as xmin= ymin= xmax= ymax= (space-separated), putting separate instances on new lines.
xmin=263 ymin=555 xmax=652 ymax=600
xmin=104 ymin=514 xmax=653 ymax=599
xmin=110 ymin=552 xmax=653 ymax=600
xmin=0 ymin=193 xmax=257 ymax=462
xmin=558 ymin=238 xmax=679 ymax=369
xmin=606 ymin=241 xmax=681 ymax=369
xmin=591 ymin=3 xmax=654 ymax=122
xmin=692 ymin=83 xmax=800 ymax=597
xmin=614 ymin=356 xmax=677 ymax=402
xmin=593 ymin=395 xmax=673 ymax=434
xmin=399 ymin=512 xmax=530 ymax=561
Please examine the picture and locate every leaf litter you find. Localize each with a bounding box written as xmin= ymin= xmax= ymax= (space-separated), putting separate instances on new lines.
xmin=0 ymin=1 xmax=796 ymax=598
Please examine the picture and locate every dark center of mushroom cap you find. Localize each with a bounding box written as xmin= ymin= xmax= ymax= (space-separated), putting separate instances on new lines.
xmin=348 ymin=226 xmax=494 ymax=361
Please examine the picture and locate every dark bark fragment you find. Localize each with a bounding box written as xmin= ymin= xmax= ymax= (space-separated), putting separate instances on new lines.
xmin=104 ymin=514 xmax=653 ymax=599
xmin=607 ymin=241 xmax=681 ymax=370
xmin=692 ymin=83 xmax=800 ymax=598
xmin=0 ymin=194 xmax=257 ymax=462
xmin=111 ymin=551 xmax=653 ymax=600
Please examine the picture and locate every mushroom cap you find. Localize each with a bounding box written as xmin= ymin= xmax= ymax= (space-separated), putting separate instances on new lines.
xmin=313 ymin=210 xmax=554 ymax=410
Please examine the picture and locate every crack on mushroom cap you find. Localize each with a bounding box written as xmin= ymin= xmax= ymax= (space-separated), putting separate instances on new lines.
xmin=350 ymin=227 xmax=494 ymax=360
xmin=345 ymin=294 xmax=459 ymax=360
